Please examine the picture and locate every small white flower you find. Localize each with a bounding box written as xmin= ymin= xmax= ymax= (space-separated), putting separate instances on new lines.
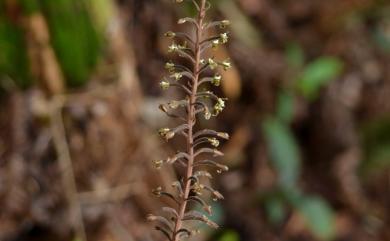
xmin=168 ymin=43 xmax=179 ymax=53
xmin=171 ymin=72 xmax=183 ymax=81
xmin=221 ymin=59 xmax=231 ymax=70
xmin=220 ymin=33 xmax=228 ymax=44
xmin=165 ymin=62 xmax=175 ymax=71
xmin=159 ymin=80 xmax=170 ymax=90
xmin=212 ymin=39 xmax=220 ymax=49
xmin=212 ymin=74 xmax=222 ymax=86
xmin=208 ymin=58 xmax=218 ymax=69
xmin=208 ymin=138 xmax=220 ymax=147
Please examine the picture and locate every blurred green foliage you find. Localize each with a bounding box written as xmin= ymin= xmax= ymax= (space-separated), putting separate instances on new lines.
xmin=361 ymin=117 xmax=390 ymax=176
xmin=0 ymin=16 xmax=31 ymax=89
xmin=261 ymin=43 xmax=342 ymax=240
xmin=297 ymin=57 xmax=344 ymax=100
xmin=0 ymin=0 xmax=103 ymax=90
xmin=40 ymin=0 xmax=102 ymax=87
xmin=262 ymin=118 xmax=300 ymax=188
xmin=218 ymin=230 xmax=240 ymax=241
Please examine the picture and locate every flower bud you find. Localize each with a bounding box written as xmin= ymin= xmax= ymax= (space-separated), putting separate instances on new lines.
xmin=152 ymin=187 xmax=162 ymax=197
xmin=159 ymin=104 xmax=169 ymax=114
xmin=168 ymin=100 xmax=180 ymax=109
xmin=165 ymin=131 xmax=175 ymax=140
xmin=178 ymin=18 xmax=187 ymax=24
xmin=164 ymin=31 xmax=176 ymax=38
xmin=219 ymin=20 xmax=231 ymax=29
xmin=204 ymin=109 xmax=212 ymax=120
xmin=217 ymin=132 xmax=230 ymax=139
xmin=152 ymin=160 xmax=163 ymax=169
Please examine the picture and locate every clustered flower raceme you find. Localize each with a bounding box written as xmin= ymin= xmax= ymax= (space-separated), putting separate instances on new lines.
xmin=149 ymin=1 xmax=231 ymax=241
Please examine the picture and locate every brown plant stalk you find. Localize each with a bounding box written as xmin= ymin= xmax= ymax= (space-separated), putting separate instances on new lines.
xmin=172 ymin=1 xmax=206 ymax=240
xmin=149 ymin=0 xmax=232 ymax=240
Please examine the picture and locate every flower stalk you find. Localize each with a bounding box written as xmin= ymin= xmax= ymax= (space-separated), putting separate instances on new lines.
xmin=149 ymin=1 xmax=231 ymax=240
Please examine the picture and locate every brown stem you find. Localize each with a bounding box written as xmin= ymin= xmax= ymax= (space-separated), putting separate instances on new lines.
xmin=172 ymin=1 xmax=207 ymax=240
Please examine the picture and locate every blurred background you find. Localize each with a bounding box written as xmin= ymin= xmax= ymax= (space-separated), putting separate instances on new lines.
xmin=0 ymin=0 xmax=389 ymax=241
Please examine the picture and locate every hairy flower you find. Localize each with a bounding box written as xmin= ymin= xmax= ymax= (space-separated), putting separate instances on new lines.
xmin=211 ymin=74 xmax=221 ymax=86
xmin=160 ymin=80 xmax=170 ymax=90
xmin=168 ymin=43 xmax=179 ymax=53
xmin=165 ymin=61 xmax=175 ymax=72
xmin=207 ymin=138 xmax=220 ymax=147
xmin=208 ymin=58 xmax=218 ymax=70
xmin=212 ymin=39 xmax=220 ymax=49
xmin=220 ymin=33 xmax=229 ymax=44
xmin=221 ymin=59 xmax=231 ymax=70
xmin=213 ymin=98 xmax=225 ymax=115
xmin=151 ymin=1 xmax=231 ymax=240
xmin=171 ymin=72 xmax=183 ymax=81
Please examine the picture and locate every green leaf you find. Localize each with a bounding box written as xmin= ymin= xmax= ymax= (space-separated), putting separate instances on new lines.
xmin=361 ymin=117 xmax=390 ymax=176
xmin=285 ymin=42 xmax=305 ymax=68
xmin=40 ymin=0 xmax=102 ymax=87
xmin=276 ymin=91 xmax=294 ymax=124
xmin=262 ymin=118 xmax=301 ymax=188
xmin=293 ymin=195 xmax=336 ymax=240
xmin=0 ymin=18 xmax=31 ymax=88
xmin=297 ymin=56 xmax=343 ymax=100
xmin=264 ymin=195 xmax=286 ymax=225
xmin=219 ymin=230 xmax=240 ymax=241
xmin=19 ymin=0 xmax=41 ymax=14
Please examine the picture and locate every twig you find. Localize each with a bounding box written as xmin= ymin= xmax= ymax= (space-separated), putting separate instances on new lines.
xmin=50 ymin=97 xmax=87 ymax=241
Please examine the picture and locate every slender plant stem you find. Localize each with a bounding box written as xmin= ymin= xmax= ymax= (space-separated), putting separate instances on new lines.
xmin=172 ymin=1 xmax=206 ymax=240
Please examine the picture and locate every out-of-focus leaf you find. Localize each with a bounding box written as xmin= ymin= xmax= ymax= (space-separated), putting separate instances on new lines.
xmin=85 ymin=0 xmax=114 ymax=33
xmin=285 ymin=42 xmax=305 ymax=69
xmin=19 ymin=0 xmax=40 ymax=14
xmin=262 ymin=118 xmax=300 ymax=188
xmin=361 ymin=117 xmax=390 ymax=176
xmin=264 ymin=195 xmax=286 ymax=225
xmin=40 ymin=0 xmax=102 ymax=87
xmin=292 ymin=195 xmax=335 ymax=241
xmin=217 ymin=0 xmax=262 ymax=48
xmin=219 ymin=230 xmax=240 ymax=241
xmin=276 ymin=91 xmax=294 ymax=124
xmin=297 ymin=56 xmax=343 ymax=100
xmin=0 ymin=18 xmax=31 ymax=89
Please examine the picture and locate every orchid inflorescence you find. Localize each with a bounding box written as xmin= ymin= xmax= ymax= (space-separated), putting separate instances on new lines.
xmin=149 ymin=0 xmax=231 ymax=241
